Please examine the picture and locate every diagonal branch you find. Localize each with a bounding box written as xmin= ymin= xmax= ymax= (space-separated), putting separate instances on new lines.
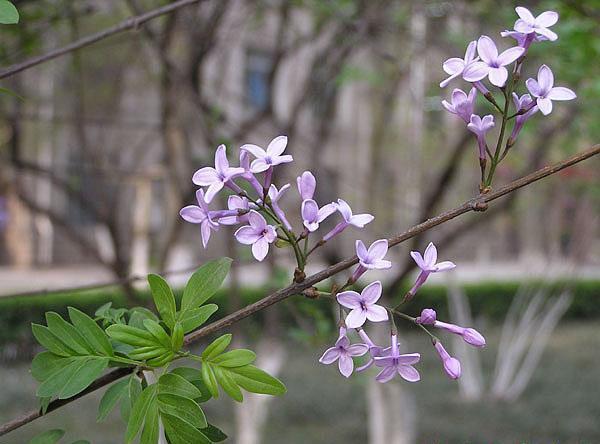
xmin=0 ymin=0 xmax=207 ymax=80
xmin=0 ymin=144 xmax=597 ymax=437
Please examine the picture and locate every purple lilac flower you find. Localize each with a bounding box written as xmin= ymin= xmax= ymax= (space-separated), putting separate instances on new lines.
xmin=239 ymin=150 xmax=264 ymax=196
xmin=407 ymin=242 xmax=456 ymax=299
xmin=508 ymin=93 xmax=538 ymax=145
xmin=351 ymin=239 xmax=392 ymax=283
xmin=356 ymin=329 xmax=386 ymax=372
xmin=234 ymin=210 xmax=277 ymax=261
xmin=463 ymin=36 xmax=525 ymax=87
xmin=337 ymin=281 xmax=389 ymax=328
xmin=192 ymin=144 xmax=245 ymax=203
xmin=415 ymin=308 xmax=437 ymax=325
xmin=441 ymin=88 xmax=477 ymax=123
xmin=179 ymin=189 xmax=219 ymax=248
xmin=433 ymin=320 xmax=486 ymax=347
xmin=297 ymin=171 xmax=316 ymax=200
xmin=240 ymin=136 xmax=293 ymax=191
xmin=301 ymin=199 xmax=337 ymax=232
xmin=322 ymin=199 xmax=374 ymax=241
xmin=319 ymin=327 xmax=369 ymax=378
xmin=467 ymin=114 xmax=495 ymax=160
xmin=218 ymin=195 xmax=253 ymax=225
xmin=514 ymin=6 xmax=559 ymax=42
xmin=374 ymin=334 xmax=421 ymax=383
xmin=268 ymin=184 xmax=292 ymax=230
xmin=440 ymin=41 xmax=478 ymax=88
xmin=525 ymin=64 xmax=576 ymax=115
xmin=434 ymin=341 xmax=461 ymax=379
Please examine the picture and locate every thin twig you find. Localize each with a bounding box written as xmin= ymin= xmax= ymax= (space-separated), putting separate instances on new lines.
xmin=0 ymin=144 xmax=597 ymax=437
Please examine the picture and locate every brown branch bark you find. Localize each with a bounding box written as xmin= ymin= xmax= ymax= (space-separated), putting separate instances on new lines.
xmin=0 ymin=144 xmax=597 ymax=437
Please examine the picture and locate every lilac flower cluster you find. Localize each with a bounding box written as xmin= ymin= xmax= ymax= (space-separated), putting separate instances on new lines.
xmin=440 ymin=6 xmax=575 ymax=190
xmin=181 ymin=135 xmax=374 ymax=262
xmin=320 ymin=241 xmax=485 ymax=383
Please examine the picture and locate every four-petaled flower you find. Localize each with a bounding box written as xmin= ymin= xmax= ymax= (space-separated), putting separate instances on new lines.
xmin=240 ymin=135 xmax=293 ymax=173
xmin=337 ymin=281 xmax=389 ymax=328
xmin=192 ymin=144 xmax=244 ymax=203
xmin=374 ymin=334 xmax=421 ymax=383
xmin=525 ymin=64 xmax=576 ymax=115
xmin=218 ymin=195 xmax=253 ymax=226
xmin=297 ymin=171 xmax=316 ymax=200
xmin=234 ymin=210 xmax=277 ymax=261
xmin=440 ymin=41 xmax=478 ymax=88
xmin=323 ymin=199 xmax=374 ymax=241
xmin=442 ymin=87 xmax=477 ymax=123
xmin=513 ymin=6 xmax=559 ymax=42
xmin=508 ymin=93 xmax=537 ymax=145
xmin=463 ymin=36 xmax=524 ymax=87
xmin=179 ymin=189 xmax=219 ymax=248
xmin=408 ymin=242 xmax=456 ymax=298
xmin=319 ymin=328 xmax=369 ymax=378
xmin=301 ymin=199 xmax=337 ymax=232
xmin=467 ymin=114 xmax=495 ymax=159
xmin=351 ymin=239 xmax=392 ymax=283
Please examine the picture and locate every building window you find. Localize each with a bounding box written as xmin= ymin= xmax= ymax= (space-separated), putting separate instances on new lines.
xmin=245 ymin=49 xmax=272 ymax=111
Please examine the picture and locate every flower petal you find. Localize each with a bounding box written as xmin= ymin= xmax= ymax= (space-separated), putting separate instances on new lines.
xmin=297 ymin=171 xmax=316 ymax=200
xmin=396 ymin=353 xmax=421 ymax=365
xmin=250 ymin=158 xmax=270 ymax=173
xmin=355 ymin=240 xmax=369 ymax=262
xmin=200 ymin=221 xmax=212 ymax=248
xmin=214 ymin=144 xmax=229 ymax=174
xmin=266 ymin=135 xmax=288 ymax=156
xmin=368 ymin=239 xmax=389 ymax=261
xmin=514 ymin=19 xmax=534 ymax=34
xmin=301 ymin=199 xmax=319 ymax=223
xmin=270 ymin=154 xmax=293 ymax=166
xmin=515 ymin=6 xmax=535 ymax=24
xmin=234 ymin=226 xmax=261 ymax=245
xmin=477 ymin=36 xmax=498 ymax=64
xmin=248 ymin=210 xmax=267 ymax=230
xmin=336 ymin=199 xmax=353 ymax=220
xmin=204 ymin=182 xmax=224 ymax=203
xmin=464 ymin=40 xmax=477 ymax=63
xmin=336 ymin=291 xmax=362 ymax=309
xmin=180 ymin=205 xmax=205 ymax=224
xmin=423 ymin=242 xmax=438 ymax=266
xmin=462 ymin=62 xmax=489 ymax=82
xmin=317 ymin=203 xmax=338 ymax=222
xmin=535 ymin=27 xmax=558 ymax=41
xmin=375 ymin=365 xmax=397 ymax=383
xmin=397 ymin=365 xmax=421 ymax=382
xmin=410 ymin=251 xmax=426 ymax=269
xmin=537 ymin=97 xmax=553 ymax=115
xmin=526 ymin=78 xmax=541 ymax=97
xmin=361 ymin=281 xmax=383 ymax=304
xmin=535 ymin=11 xmax=558 ymax=28
xmin=344 ymin=308 xmax=367 ymax=329
xmin=338 ymin=354 xmax=354 ymax=378
xmin=488 ymin=66 xmax=508 ymax=87
xmin=192 ymin=167 xmax=219 ymax=186
xmin=547 ymin=86 xmax=576 ymax=101
xmin=319 ymin=347 xmax=340 ymax=364
xmin=497 ymin=47 xmax=524 ymax=66
xmin=435 ymin=261 xmax=456 ymax=272
xmin=251 ymin=237 xmax=269 ymax=261
xmin=442 ymin=57 xmax=464 ymax=75
xmin=240 ymin=143 xmax=267 ymax=159
xmin=439 ymin=72 xmax=460 ymax=88
xmin=347 ymin=344 xmax=369 ymax=357
xmin=537 ymin=65 xmax=554 ymax=93
xmin=366 ymin=305 xmax=389 ymax=323
xmin=349 ymin=213 xmax=374 ymax=228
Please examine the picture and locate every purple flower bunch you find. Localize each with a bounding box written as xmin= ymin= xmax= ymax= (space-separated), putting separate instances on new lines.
xmin=320 ymin=241 xmax=483 ymax=383
xmin=181 ymin=136 xmax=374 ymax=262
xmin=440 ymin=6 xmax=576 ymax=190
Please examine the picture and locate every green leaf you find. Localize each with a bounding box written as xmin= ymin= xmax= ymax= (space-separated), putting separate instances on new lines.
xmin=211 ymin=349 xmax=256 ymax=367
xmin=31 ymin=324 xmax=75 ymax=357
xmin=147 ymin=274 xmax=176 ymax=329
xmin=228 ymin=365 xmax=286 ymax=396
xmin=127 ymin=346 xmax=165 ymax=361
xmin=157 ymin=393 xmax=207 ymax=428
xmin=28 ymin=429 xmax=64 ymax=444
xmin=146 ymin=352 xmax=174 ymax=368
xmin=169 ymin=368 xmax=211 ymax=402
xmin=162 ymin=413 xmax=211 ymax=444
xmin=213 ymin=366 xmax=243 ymax=402
xmin=140 ymin=401 xmax=159 ymax=444
xmin=46 ymin=312 xmax=93 ymax=355
xmin=179 ymin=304 xmax=218 ymax=333
xmin=39 ymin=396 xmax=51 ymax=414
xmin=0 ymin=86 xmax=23 ymax=100
xmin=0 ymin=0 xmax=19 ymax=25
xmin=106 ymin=324 xmax=157 ymax=347
xmin=121 ymin=376 xmax=142 ymax=423
xmin=31 ymin=351 xmax=65 ymax=382
xmin=201 ymin=334 xmax=232 ymax=360
xmin=37 ymin=356 xmax=109 ymax=399
xmin=97 ymin=378 xmax=129 ymax=422
xmin=128 ymin=307 xmax=159 ymax=329
xmin=171 ymin=322 xmax=184 ymax=351
xmin=181 ymin=258 xmax=231 ymax=312
xmin=201 ymin=363 xmax=219 ymax=399
xmin=125 ymin=384 xmax=157 ymax=443
xmin=142 ymin=319 xmax=172 ymax=349
xmin=68 ymin=307 xmax=113 ymax=356
xmin=158 ymin=373 xmax=201 ymax=399
xmin=200 ymin=423 xmax=228 ymax=442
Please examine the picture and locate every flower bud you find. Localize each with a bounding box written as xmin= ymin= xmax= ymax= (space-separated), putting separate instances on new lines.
xmin=416 ymin=308 xmax=436 ymax=325
xmin=434 ymin=341 xmax=461 ymax=380
xmin=297 ymin=171 xmax=316 ymax=200
xmin=462 ymin=328 xmax=486 ymax=347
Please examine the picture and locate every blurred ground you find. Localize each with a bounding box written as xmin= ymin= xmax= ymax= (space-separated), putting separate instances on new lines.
xmin=1 ymin=322 xmax=599 ymax=444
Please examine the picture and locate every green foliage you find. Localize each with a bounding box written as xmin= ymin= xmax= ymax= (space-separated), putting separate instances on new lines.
xmin=0 ymin=0 xmax=18 ymax=24
xmin=28 ymin=429 xmax=89 ymax=444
